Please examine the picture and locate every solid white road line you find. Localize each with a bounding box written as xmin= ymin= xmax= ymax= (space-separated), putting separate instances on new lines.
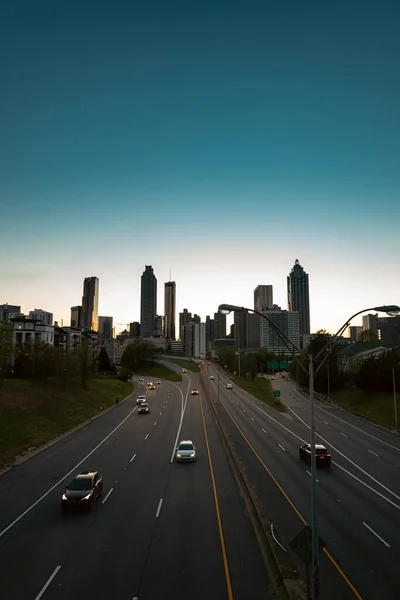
xmin=368 ymin=449 xmax=379 ymax=457
xmin=145 ymin=434 xmax=149 ymax=440
xmin=288 ymin=406 xmax=400 ymax=502
xmin=334 ymin=462 xmax=400 ymax=511
xmin=271 ymin=524 xmax=287 ymax=552
xmin=169 ymin=380 xmax=191 ymax=463
xmin=130 ymin=453 xmax=137 ymax=462
xmin=102 ymin=488 xmax=114 ymax=504
xmin=315 ymin=403 xmax=400 ymax=453
xmin=0 ymin=405 xmax=138 ymax=540
xmin=262 ymin=428 xmax=267 ymax=433
xmin=278 ymin=444 xmax=286 ymax=452
xmin=156 ymin=498 xmax=163 ymax=518
xmin=341 ymin=432 xmax=348 ymax=438
xmin=35 ymin=566 xmax=61 ymax=600
xmin=362 ymin=522 xmax=391 ymax=547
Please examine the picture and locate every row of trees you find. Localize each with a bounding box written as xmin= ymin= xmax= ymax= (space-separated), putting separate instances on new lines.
xmin=120 ymin=340 xmax=161 ymax=371
xmin=214 ymin=331 xmax=400 ymax=394
xmin=0 ymin=322 xmax=114 ymax=390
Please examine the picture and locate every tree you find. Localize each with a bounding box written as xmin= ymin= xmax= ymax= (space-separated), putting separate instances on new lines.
xmin=98 ymin=347 xmax=112 ymax=372
xmin=78 ymin=341 xmax=91 ymax=389
xmin=0 ymin=323 xmax=14 ymax=390
xmin=355 ymin=348 xmax=400 ymax=392
xmin=358 ymin=329 xmax=380 ymax=345
xmin=295 ymin=332 xmax=343 ymax=393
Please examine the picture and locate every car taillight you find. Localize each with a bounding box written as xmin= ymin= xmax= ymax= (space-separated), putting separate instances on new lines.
xmin=316 ymin=453 xmax=331 ymax=457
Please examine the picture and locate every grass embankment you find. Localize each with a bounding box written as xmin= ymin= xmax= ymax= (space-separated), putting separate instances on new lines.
xmin=134 ymin=362 xmax=182 ymax=382
xmin=0 ymin=378 xmax=133 ymax=468
xmin=234 ymin=376 xmax=286 ymax=412
xmin=330 ymin=389 xmax=397 ymax=427
xmin=165 ymin=359 xmax=200 ymax=373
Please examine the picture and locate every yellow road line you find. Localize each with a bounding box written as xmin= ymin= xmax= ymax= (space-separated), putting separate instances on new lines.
xmin=217 ymin=392 xmax=363 ymax=599
xmin=200 ymin=397 xmax=234 ymax=600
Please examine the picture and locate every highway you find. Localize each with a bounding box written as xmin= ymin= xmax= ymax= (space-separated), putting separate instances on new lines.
xmin=202 ymin=361 xmax=400 ymax=600
xmin=0 ymin=377 xmax=270 ymax=600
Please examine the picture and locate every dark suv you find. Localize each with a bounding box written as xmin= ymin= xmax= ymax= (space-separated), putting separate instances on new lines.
xmin=299 ymin=444 xmax=331 ymax=468
xmin=61 ymin=471 xmax=103 ymax=512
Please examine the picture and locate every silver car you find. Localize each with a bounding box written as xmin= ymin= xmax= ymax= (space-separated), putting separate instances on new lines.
xmin=136 ymin=395 xmax=146 ymax=404
xmin=138 ymin=402 xmax=150 ymax=414
xmin=175 ymin=440 xmax=197 ymax=462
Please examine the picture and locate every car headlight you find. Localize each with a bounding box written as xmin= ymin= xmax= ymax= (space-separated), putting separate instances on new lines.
xmin=190 ymin=453 xmax=195 ymax=457
xmin=177 ymin=454 xmax=182 ymax=458
xmin=62 ymin=494 xmax=67 ymax=501
xmin=82 ymin=494 xmax=91 ymax=501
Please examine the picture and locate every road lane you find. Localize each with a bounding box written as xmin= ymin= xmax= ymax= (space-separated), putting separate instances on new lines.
xmin=0 ymin=381 xmax=184 ymax=599
xmin=205 ymin=366 xmax=400 ymax=599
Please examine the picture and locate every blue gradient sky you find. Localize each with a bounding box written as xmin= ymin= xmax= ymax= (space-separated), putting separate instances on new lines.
xmin=1 ymin=1 xmax=399 ymax=334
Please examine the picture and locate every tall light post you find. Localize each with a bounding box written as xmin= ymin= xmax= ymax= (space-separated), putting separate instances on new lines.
xmin=393 ymin=367 xmax=398 ymax=429
xmin=218 ymin=302 xmax=400 ymax=600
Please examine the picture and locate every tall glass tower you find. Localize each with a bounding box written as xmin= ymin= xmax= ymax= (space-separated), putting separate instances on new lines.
xmin=140 ymin=266 xmax=157 ymax=338
xmin=287 ymin=259 xmax=310 ymax=336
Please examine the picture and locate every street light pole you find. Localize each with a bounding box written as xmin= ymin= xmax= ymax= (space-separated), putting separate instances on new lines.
xmin=327 ymin=363 xmax=330 ymax=401
xmin=393 ymin=367 xmax=398 ymax=429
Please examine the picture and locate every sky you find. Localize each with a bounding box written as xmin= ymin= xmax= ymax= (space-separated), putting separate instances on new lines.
xmin=1 ymin=0 xmax=399 ymax=335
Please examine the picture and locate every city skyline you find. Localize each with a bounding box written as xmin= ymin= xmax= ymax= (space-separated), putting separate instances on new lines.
xmin=1 ymin=2 xmax=399 ymax=335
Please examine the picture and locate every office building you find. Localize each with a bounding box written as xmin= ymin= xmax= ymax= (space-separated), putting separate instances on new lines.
xmin=378 ymin=316 xmax=400 ymax=347
xmin=260 ymin=309 xmax=300 ymax=356
xmin=152 ymin=315 xmax=165 ymax=338
xmin=362 ymin=314 xmax=379 ymax=333
xmin=70 ymin=306 xmax=82 ymax=328
xmin=29 ymin=309 xmax=53 ymax=326
xmin=287 ymin=259 xmax=310 ymax=335
xmin=205 ymin=316 xmax=215 ymax=352
xmin=348 ymin=326 xmax=362 ymax=343
xmin=0 ymin=304 xmax=21 ymax=322
xmin=234 ymin=311 xmax=247 ymax=349
xmin=254 ymin=285 xmax=273 ymax=312
xmin=98 ymin=316 xmax=114 ymax=343
xmin=81 ymin=277 xmax=99 ymax=331
xmin=129 ymin=322 xmax=140 ymax=337
xmin=193 ymin=314 xmax=201 ymax=324
xmin=170 ymin=340 xmax=183 ymax=354
xmin=247 ymin=313 xmax=261 ymax=349
xmin=164 ymin=281 xmax=176 ymax=340
xmin=194 ymin=322 xmax=206 ymax=357
xmin=140 ymin=266 xmax=157 ymax=339
xmin=179 ymin=309 xmax=192 ymax=339
xmin=214 ymin=312 xmax=226 ymax=339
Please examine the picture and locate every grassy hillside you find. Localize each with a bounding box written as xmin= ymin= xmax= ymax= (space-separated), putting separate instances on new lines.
xmin=0 ymin=378 xmax=133 ymax=467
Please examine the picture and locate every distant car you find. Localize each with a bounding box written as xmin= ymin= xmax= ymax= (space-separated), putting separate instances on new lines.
xmin=182 ymin=369 xmax=187 ymax=373
xmin=61 ymin=471 xmax=103 ymax=512
xmin=271 ymin=377 xmax=275 ymax=381
xmin=146 ymin=382 xmax=153 ymax=387
xmin=285 ymin=377 xmax=289 ymax=381
xmin=139 ymin=378 xmax=144 ymax=382
xmin=191 ymin=389 xmax=199 ymax=395
xmin=299 ymin=444 xmax=331 ymax=468
xmin=156 ymin=381 xmax=161 ymax=385
xmin=136 ymin=395 xmax=146 ymax=404
xmin=226 ymin=383 xmax=233 ymax=389
xmin=138 ymin=402 xmax=150 ymax=414
xmin=175 ymin=440 xmax=196 ymax=462
xmin=210 ymin=375 xmax=214 ymax=380
xmin=149 ymin=385 xmax=156 ymax=390
xmin=208 ymin=362 xmax=211 ymax=365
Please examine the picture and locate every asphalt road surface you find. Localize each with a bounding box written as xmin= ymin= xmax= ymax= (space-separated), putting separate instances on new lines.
xmin=0 ymin=376 xmax=270 ymax=600
xmin=202 ymin=362 xmax=400 ymax=600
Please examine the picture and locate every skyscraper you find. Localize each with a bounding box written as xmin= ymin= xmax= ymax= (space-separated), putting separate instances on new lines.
xmin=287 ymin=259 xmax=310 ymax=336
xmin=362 ymin=314 xmax=378 ymax=333
xmin=70 ymin=306 xmax=81 ymax=328
xmin=179 ymin=309 xmax=192 ymax=339
xmin=81 ymin=277 xmax=99 ymax=331
xmin=140 ymin=266 xmax=157 ymax=338
xmin=164 ymin=281 xmax=176 ymax=340
xmin=214 ymin=312 xmax=226 ymax=339
xmin=254 ymin=285 xmax=273 ymax=311
xmin=260 ymin=309 xmax=300 ymax=355
xmin=234 ymin=311 xmax=248 ymax=349
xmin=98 ymin=316 xmax=113 ymax=342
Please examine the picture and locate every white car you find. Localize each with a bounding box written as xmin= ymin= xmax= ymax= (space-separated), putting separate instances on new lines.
xmin=175 ymin=440 xmax=197 ymax=462
xmin=226 ymin=383 xmax=233 ymax=389
xmin=182 ymin=369 xmax=187 ymax=373
xmin=136 ymin=395 xmax=146 ymax=404
xmin=210 ymin=375 xmax=215 ymax=380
